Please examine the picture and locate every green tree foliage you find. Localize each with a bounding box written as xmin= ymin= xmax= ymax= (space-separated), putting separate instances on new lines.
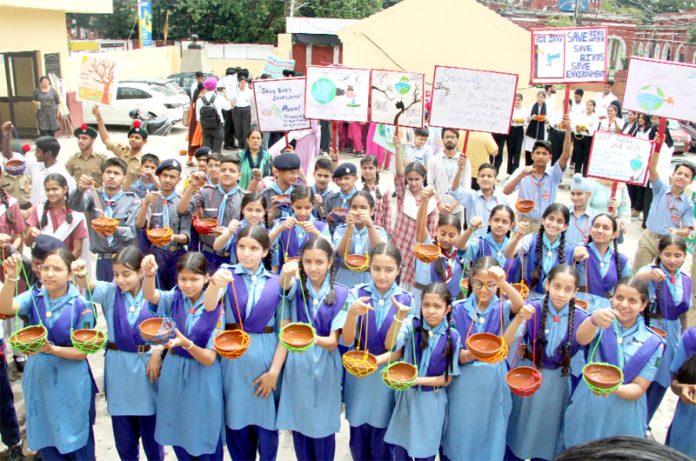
xmin=69 ymin=0 xmax=398 ymax=43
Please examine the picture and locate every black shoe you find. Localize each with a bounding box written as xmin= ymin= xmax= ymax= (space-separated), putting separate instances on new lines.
xmin=8 ymin=444 xmax=25 ymax=461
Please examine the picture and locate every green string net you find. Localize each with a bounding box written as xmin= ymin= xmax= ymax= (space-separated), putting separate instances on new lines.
xmin=381 ymin=361 xmax=418 ymax=391
xmin=9 ymin=325 xmax=48 ymax=354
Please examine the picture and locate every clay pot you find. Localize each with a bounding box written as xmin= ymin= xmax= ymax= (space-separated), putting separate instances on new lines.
xmin=330 ymin=208 xmax=348 ymax=220
xmin=343 ymin=350 xmax=378 ymax=377
xmin=139 ymin=317 xmax=176 ymax=344
xmin=214 ymin=330 xmax=250 ymax=359
xmin=511 ymin=282 xmax=529 ymax=300
xmin=650 ymin=326 xmax=667 ymax=338
xmin=13 ymin=325 xmax=47 ymax=344
xmin=384 ymin=361 xmax=418 ymax=384
xmin=515 ymin=199 xmax=535 ymax=213
xmin=466 ymin=333 xmax=503 ymax=359
xmin=506 ymin=366 xmax=543 ymax=395
xmin=4 ymin=160 xmax=26 ymax=176
xmin=91 ymin=216 xmax=119 ymax=236
xmin=414 ymin=244 xmax=441 ymax=263
xmin=147 ymin=227 xmax=174 ymax=246
xmin=583 ymin=363 xmax=623 ymax=390
xmin=345 ymin=254 xmax=368 ymax=271
xmin=574 ymin=298 xmax=588 ymax=310
xmin=280 ymin=323 xmax=315 ymax=349
xmin=273 ymin=194 xmax=291 ymax=206
xmin=71 ymin=329 xmax=106 ymax=343
xmin=192 ymin=217 xmax=219 ymax=235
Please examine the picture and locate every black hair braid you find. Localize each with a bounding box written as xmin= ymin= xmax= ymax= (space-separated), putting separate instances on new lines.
xmin=298 ymin=258 xmax=310 ymax=311
xmin=435 ymin=254 xmax=447 ymax=283
xmin=647 ymin=280 xmax=659 ymax=329
xmin=0 ymin=190 xmax=14 ymax=226
xmin=558 ymin=230 xmax=566 ymax=265
xmin=562 ymin=297 xmax=576 ymax=376
xmin=613 ymin=239 xmax=621 ymax=285
xmin=536 ymin=294 xmax=550 ymax=369
xmin=418 ymin=318 xmax=429 ymax=352
xmin=40 ymin=199 xmax=50 ymax=229
xmin=65 ymin=191 xmax=73 ymax=225
xmin=530 ymin=226 xmax=545 ymax=290
xmin=444 ymin=310 xmax=454 ymax=380
xmin=325 ymin=261 xmax=337 ymax=305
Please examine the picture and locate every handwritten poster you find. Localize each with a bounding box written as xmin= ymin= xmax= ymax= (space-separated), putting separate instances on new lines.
xmin=77 ymin=55 xmax=118 ymax=106
xmin=253 ymin=77 xmax=310 ymax=132
xmin=429 ymin=66 xmax=518 ymax=134
xmin=531 ymin=27 xmax=607 ymax=84
xmin=370 ymin=70 xmax=425 ymax=127
xmin=623 ymin=57 xmax=696 ymax=123
xmin=586 ymin=131 xmax=653 ymax=186
xmin=304 ymin=66 xmax=370 ymax=122
xmin=261 ymin=54 xmax=295 ymax=79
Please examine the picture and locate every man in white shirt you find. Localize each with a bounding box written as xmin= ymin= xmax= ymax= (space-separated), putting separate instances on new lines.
xmin=232 ymin=77 xmax=253 ymax=150
xmin=595 ymin=80 xmax=618 ymax=120
xmin=569 ymin=88 xmax=585 ymax=118
xmin=196 ymin=76 xmax=232 ymax=154
xmin=427 ymin=128 xmax=471 ymax=218
xmin=220 ymin=68 xmax=239 ymax=150
xmin=28 ymin=136 xmax=76 ymax=209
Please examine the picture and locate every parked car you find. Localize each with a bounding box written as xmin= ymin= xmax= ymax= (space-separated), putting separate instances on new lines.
xmin=82 ymin=81 xmax=189 ymax=127
xmin=167 ymin=72 xmax=212 ymax=98
xmin=124 ymin=78 xmax=188 ymax=99
xmin=668 ymin=119 xmax=692 ymax=154
xmin=681 ymin=120 xmax=696 ymax=152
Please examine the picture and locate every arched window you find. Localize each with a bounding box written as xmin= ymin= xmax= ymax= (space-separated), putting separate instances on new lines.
xmin=676 ymin=45 xmax=685 ymax=62
xmin=654 ymin=44 xmax=661 ymax=60
xmin=637 ymin=42 xmax=645 ymax=56
xmin=662 ymin=44 xmax=672 ymax=61
xmin=608 ymin=36 xmax=626 ymax=69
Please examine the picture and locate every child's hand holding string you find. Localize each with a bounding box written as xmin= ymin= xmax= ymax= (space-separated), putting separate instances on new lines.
xmin=421 ymin=186 xmax=436 ymax=201
xmin=348 ymin=297 xmax=373 ymax=317
xmin=515 ymin=221 xmax=530 ymax=237
xmin=486 ymin=266 xmax=506 ymax=285
xmin=141 ymin=255 xmax=158 ymax=278
xmin=77 ymin=174 xmax=96 ymax=192
xmin=71 ymin=259 xmax=88 ymax=279
xmin=649 ymin=267 xmax=667 ymax=282
xmin=211 ymin=267 xmax=234 ymax=288
xmin=516 ymin=304 xmax=535 ymax=322
xmin=282 ymin=217 xmax=298 ymax=231
xmin=590 ymin=308 xmax=616 ymax=329
xmin=2 ymin=253 xmax=21 ymax=280
xmin=469 ymin=216 xmax=483 ymax=231
xmin=226 ymin=219 xmax=241 ymax=234
xmin=573 ymin=246 xmax=589 ymax=263
xmin=392 ymin=296 xmax=411 ymax=321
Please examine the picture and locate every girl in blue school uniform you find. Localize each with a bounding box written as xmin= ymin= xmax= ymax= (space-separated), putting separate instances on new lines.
xmin=563 ymin=277 xmax=664 ymax=447
xmin=72 ymin=245 xmax=164 ymax=461
xmin=276 ymin=237 xmax=350 ymax=461
xmin=442 ymin=257 xmax=525 ymax=461
xmin=212 ymin=192 xmax=268 ymax=264
xmin=502 ymin=264 xmax=591 ymax=461
xmin=634 ymin=235 xmax=692 ymax=423
xmin=269 ymin=185 xmax=331 ymax=273
xmin=570 ymin=214 xmax=631 ymax=311
xmin=341 ymin=243 xmax=414 ymax=461
xmin=0 ymin=249 xmax=97 ymax=460
xmin=204 ymin=225 xmax=289 ymax=461
xmin=333 ymin=190 xmax=389 ymax=287
xmin=412 ymin=186 xmax=465 ymax=304
xmin=142 ymin=251 xmax=224 ymax=461
xmin=504 ymin=202 xmax=573 ymax=299
xmin=666 ymin=326 xmax=696 ymax=458
xmin=383 ymin=282 xmax=460 ymax=461
xmin=458 ymin=204 xmax=517 ymax=270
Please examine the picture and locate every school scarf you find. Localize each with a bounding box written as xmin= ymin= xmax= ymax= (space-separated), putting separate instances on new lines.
xmin=355 ymin=284 xmax=412 ymax=355
xmin=169 ymin=288 xmax=221 ymax=359
xmin=411 ymin=317 xmax=458 ymax=391
xmin=295 ymin=281 xmax=349 ymax=337
xmin=113 ymin=287 xmax=155 ymax=352
xmin=216 ymin=184 xmax=240 ymax=224
xmin=225 ymin=268 xmax=281 ymax=333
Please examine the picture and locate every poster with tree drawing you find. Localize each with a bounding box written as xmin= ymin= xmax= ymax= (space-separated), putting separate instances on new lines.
xmin=304 ymin=66 xmax=370 ymax=122
xmin=370 ymin=70 xmax=425 ymax=128
xmin=77 ymin=55 xmax=118 ymax=106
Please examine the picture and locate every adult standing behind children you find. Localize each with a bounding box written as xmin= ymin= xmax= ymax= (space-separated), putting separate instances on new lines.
xmin=24 ymin=136 xmax=76 ymax=209
xmin=32 ymin=76 xmax=61 ymax=137
xmin=427 ymin=128 xmax=471 ymax=218
xmin=92 ymin=105 xmax=147 ymax=189
xmin=197 ymin=76 xmax=231 ymax=154
xmin=66 ymin=124 xmax=107 ymax=188
xmin=232 ymin=77 xmax=252 ymax=150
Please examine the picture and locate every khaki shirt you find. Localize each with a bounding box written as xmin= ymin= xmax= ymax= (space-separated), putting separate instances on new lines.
xmin=66 ymin=151 xmax=107 ymax=187
xmin=0 ymin=174 xmax=31 ymax=208
xmin=106 ymin=140 xmax=142 ymax=190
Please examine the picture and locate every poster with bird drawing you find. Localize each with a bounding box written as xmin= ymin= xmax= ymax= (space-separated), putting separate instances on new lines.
xmin=623 ymin=57 xmax=696 ymax=124
xmin=531 ymin=27 xmax=607 ymax=84
xmin=304 ymin=66 xmax=370 ymax=122
xmin=370 ymin=70 xmax=425 ymax=128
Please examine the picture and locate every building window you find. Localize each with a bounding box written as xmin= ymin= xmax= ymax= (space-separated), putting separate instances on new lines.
xmin=654 ymin=44 xmax=661 ymax=60
xmin=637 ymin=42 xmax=645 ymax=56
xmin=676 ymin=45 xmax=685 ymax=63
xmin=662 ymin=44 xmax=672 ymax=61
xmin=608 ymin=36 xmax=626 ymax=70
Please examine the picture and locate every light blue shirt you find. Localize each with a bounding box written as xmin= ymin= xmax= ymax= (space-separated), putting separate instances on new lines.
xmin=646 ymin=178 xmax=694 ymax=235
xmin=449 ymin=188 xmax=508 ymax=238
xmin=465 ymin=233 xmax=509 ymax=268
xmin=522 ymin=233 xmax=563 ymax=275
xmin=332 ymin=224 xmax=388 ymax=257
xmin=16 ymin=285 xmax=94 ymax=330
xmin=92 ymin=281 xmax=145 ymax=342
xmin=610 ymin=320 xmax=661 ymax=381
xmin=566 ymin=207 xmax=599 ymax=248
xmin=506 ymin=162 xmax=565 ymax=222
xmin=156 ymin=289 xmax=219 ymax=349
xmin=347 ymin=282 xmax=410 ymax=327
xmin=396 ymin=318 xmax=460 ymax=377
xmin=404 ymin=144 xmax=433 ymax=167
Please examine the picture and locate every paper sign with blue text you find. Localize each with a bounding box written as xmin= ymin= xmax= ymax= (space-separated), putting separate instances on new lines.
xmin=531 ymin=27 xmax=607 ymax=84
xmin=253 ymin=77 xmax=310 ymax=132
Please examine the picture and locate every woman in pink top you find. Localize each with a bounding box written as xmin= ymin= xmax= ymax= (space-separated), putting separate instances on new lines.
xmin=25 ymin=173 xmax=88 ymax=258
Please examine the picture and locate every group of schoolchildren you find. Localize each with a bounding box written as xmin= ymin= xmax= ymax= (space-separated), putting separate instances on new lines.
xmin=1 ymin=110 xmax=696 ymax=461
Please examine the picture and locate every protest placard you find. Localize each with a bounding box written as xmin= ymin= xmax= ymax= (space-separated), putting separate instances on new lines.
xmin=370 ymin=70 xmax=425 ymax=128
xmin=531 ymin=27 xmax=607 ymax=84
xmin=261 ymin=54 xmax=295 ymax=78
xmin=253 ymin=77 xmax=310 ymax=132
xmin=586 ymin=130 xmax=653 ymax=186
xmin=623 ymin=57 xmax=696 ymax=123
xmin=77 ymin=55 xmax=118 ymax=106
xmin=428 ymin=66 xmax=518 ymax=134
xmin=305 ymin=66 xmax=371 ymax=122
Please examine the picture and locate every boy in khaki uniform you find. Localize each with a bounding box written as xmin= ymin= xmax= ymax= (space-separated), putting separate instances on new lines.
xmin=0 ymin=122 xmax=32 ymax=218
xmin=66 ymin=124 xmax=107 ymax=187
xmin=92 ymin=105 xmax=147 ymax=189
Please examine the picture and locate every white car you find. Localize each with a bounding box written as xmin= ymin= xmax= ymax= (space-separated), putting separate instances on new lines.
xmin=82 ymin=80 xmax=189 ymax=126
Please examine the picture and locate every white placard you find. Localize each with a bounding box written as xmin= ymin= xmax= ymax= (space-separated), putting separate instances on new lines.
xmin=370 ymin=70 xmax=425 ymax=128
xmin=428 ymin=66 xmax=518 ymax=134
xmin=304 ymin=66 xmax=370 ymax=122
xmin=76 ymin=55 xmax=119 ymax=106
xmin=261 ymin=54 xmax=295 ymax=79
xmin=586 ymin=131 xmax=653 ymax=186
xmin=623 ymin=57 xmax=696 ymax=124
xmin=252 ymin=77 xmax=310 ymax=132
xmin=531 ymin=27 xmax=607 ymax=84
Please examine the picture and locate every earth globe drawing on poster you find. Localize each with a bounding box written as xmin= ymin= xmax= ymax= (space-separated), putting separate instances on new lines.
xmin=311 ymin=78 xmax=340 ymax=105
xmin=637 ymin=85 xmax=673 ymax=113
xmin=395 ymin=77 xmax=411 ymax=95
xmin=305 ymin=66 xmax=370 ymax=122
